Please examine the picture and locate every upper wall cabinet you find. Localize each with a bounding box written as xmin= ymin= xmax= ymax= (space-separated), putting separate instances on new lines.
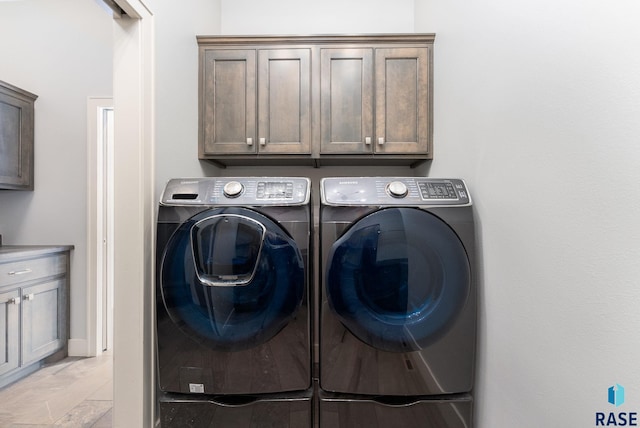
xmin=200 ymin=48 xmax=311 ymax=157
xmin=320 ymin=47 xmax=430 ymax=156
xmin=197 ymin=34 xmax=434 ymax=167
xmin=0 ymin=81 xmax=37 ymax=190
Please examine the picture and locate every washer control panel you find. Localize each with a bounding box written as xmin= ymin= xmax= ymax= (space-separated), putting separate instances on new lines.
xmin=321 ymin=177 xmax=471 ymax=206
xmin=161 ymin=177 xmax=310 ymax=206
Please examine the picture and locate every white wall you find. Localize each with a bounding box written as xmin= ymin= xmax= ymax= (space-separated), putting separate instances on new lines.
xmin=221 ymin=0 xmax=414 ymax=34
xmin=416 ymin=0 xmax=640 ymax=426
xmin=0 ymin=0 xmax=112 ymax=347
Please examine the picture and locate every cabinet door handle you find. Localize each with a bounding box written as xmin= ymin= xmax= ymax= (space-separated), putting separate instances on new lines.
xmin=9 ymin=297 xmax=20 ymax=305
xmin=378 ymin=137 xmax=385 ymax=145
xmin=246 ymin=138 xmax=253 ymax=146
xmin=259 ymin=138 xmax=266 ymax=146
xmin=8 ymin=268 xmax=32 ymax=276
xmin=365 ymin=137 xmax=372 ymax=145
xmin=24 ymin=293 xmax=35 ymax=301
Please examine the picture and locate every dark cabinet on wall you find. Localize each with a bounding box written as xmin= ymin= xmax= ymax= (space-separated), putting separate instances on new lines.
xmin=200 ymin=48 xmax=311 ymax=156
xmin=0 ymin=80 xmax=37 ymax=190
xmin=320 ymin=47 xmax=430 ymax=156
xmin=197 ymin=34 xmax=434 ymax=167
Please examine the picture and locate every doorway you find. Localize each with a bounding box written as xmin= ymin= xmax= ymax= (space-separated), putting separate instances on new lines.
xmin=88 ymin=97 xmax=114 ymax=356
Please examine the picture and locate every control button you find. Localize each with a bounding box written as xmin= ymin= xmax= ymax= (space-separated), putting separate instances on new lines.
xmin=387 ymin=181 xmax=408 ymax=198
xmin=223 ymin=181 xmax=244 ymax=198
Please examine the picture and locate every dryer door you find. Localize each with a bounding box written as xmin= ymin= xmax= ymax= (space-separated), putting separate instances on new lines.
xmin=160 ymin=207 xmax=305 ymax=351
xmin=326 ymin=207 xmax=470 ymax=352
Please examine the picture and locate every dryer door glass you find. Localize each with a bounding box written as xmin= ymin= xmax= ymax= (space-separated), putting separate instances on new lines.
xmin=161 ymin=207 xmax=305 ymax=351
xmin=326 ymin=207 xmax=470 ymax=352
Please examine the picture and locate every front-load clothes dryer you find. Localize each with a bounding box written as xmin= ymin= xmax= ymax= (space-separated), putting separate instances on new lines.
xmin=319 ymin=177 xmax=477 ymax=428
xmin=156 ymin=177 xmax=312 ymax=427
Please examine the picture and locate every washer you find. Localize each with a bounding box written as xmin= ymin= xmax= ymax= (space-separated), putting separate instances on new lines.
xmin=156 ymin=177 xmax=312 ymax=427
xmin=319 ymin=177 xmax=477 ymax=428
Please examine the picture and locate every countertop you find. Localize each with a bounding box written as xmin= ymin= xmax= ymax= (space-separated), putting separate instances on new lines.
xmin=0 ymin=245 xmax=74 ymax=262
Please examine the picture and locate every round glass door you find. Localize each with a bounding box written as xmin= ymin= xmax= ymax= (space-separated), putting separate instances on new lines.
xmin=161 ymin=207 xmax=305 ymax=351
xmin=326 ymin=207 xmax=470 ymax=352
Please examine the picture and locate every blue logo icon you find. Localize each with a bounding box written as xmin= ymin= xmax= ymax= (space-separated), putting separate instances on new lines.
xmin=609 ymin=384 xmax=625 ymax=407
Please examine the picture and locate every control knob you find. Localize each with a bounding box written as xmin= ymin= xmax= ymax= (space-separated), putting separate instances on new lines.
xmin=223 ymin=181 xmax=244 ymax=198
xmin=387 ymin=181 xmax=408 ymax=198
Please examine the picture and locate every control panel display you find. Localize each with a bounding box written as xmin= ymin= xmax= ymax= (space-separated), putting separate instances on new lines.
xmin=419 ymin=181 xmax=458 ymax=200
xmin=257 ymin=182 xmax=294 ymax=199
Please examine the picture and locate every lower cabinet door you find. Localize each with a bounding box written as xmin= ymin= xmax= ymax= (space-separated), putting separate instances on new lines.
xmin=0 ymin=289 xmax=20 ymax=376
xmin=21 ymin=279 xmax=64 ymax=365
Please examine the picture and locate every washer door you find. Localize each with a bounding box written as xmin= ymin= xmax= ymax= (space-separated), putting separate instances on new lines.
xmin=161 ymin=207 xmax=305 ymax=351
xmin=326 ymin=207 xmax=470 ymax=352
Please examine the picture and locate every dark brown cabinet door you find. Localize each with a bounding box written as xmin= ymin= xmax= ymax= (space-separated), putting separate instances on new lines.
xmin=375 ymin=47 xmax=430 ymax=155
xmin=320 ymin=48 xmax=374 ymax=154
xmin=21 ymin=279 xmax=64 ymax=366
xmin=0 ymin=289 xmax=20 ymax=376
xmin=257 ymin=49 xmax=311 ymax=154
xmin=201 ymin=49 xmax=257 ymax=155
xmin=0 ymin=81 xmax=36 ymax=190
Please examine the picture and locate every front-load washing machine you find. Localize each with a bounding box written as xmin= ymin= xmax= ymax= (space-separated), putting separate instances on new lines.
xmin=319 ymin=177 xmax=477 ymax=428
xmin=156 ymin=177 xmax=312 ymax=427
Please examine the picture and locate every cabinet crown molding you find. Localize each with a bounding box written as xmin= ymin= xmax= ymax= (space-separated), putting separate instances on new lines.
xmin=0 ymin=80 xmax=38 ymax=102
xmin=196 ymin=33 xmax=435 ymax=46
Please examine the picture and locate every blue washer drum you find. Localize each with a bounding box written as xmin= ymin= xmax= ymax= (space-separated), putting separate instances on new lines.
xmin=326 ymin=207 xmax=470 ymax=352
xmin=160 ymin=206 xmax=305 ymax=351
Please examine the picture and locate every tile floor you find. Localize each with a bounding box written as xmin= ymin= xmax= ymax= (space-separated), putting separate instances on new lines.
xmin=0 ymin=351 xmax=113 ymax=427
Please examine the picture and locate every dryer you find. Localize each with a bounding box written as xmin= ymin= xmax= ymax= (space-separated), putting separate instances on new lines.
xmin=319 ymin=177 xmax=477 ymax=428
xmin=156 ymin=177 xmax=312 ymax=427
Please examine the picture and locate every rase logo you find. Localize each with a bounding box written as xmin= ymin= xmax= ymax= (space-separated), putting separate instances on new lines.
xmin=596 ymin=384 xmax=638 ymax=426
xmin=610 ymin=384 xmax=626 ymax=407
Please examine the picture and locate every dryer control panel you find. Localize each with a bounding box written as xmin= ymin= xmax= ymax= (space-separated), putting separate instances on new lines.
xmin=321 ymin=177 xmax=471 ymax=206
xmin=161 ymin=177 xmax=311 ymax=206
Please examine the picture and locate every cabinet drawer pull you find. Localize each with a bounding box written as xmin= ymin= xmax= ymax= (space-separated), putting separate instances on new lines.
xmin=9 ymin=297 xmax=20 ymax=305
xmin=246 ymin=138 xmax=253 ymax=146
xmin=8 ymin=268 xmax=32 ymax=276
xmin=378 ymin=137 xmax=385 ymax=145
xmin=259 ymin=137 xmax=266 ymax=146
xmin=365 ymin=137 xmax=372 ymax=145
xmin=24 ymin=293 xmax=35 ymax=301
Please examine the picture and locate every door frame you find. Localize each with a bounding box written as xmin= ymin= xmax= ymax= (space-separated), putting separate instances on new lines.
xmin=109 ymin=0 xmax=155 ymax=426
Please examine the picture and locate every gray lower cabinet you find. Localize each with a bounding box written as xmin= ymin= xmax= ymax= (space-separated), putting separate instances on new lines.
xmin=0 ymin=246 xmax=71 ymax=388
xmin=0 ymin=80 xmax=37 ymax=190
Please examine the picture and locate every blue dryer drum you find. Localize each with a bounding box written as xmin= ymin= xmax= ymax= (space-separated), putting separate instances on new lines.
xmin=326 ymin=207 xmax=470 ymax=352
xmin=160 ymin=207 xmax=305 ymax=351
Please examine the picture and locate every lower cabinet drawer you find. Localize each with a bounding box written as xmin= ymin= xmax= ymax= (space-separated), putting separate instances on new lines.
xmin=0 ymin=254 xmax=66 ymax=287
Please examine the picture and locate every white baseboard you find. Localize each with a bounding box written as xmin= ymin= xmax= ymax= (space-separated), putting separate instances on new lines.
xmin=67 ymin=339 xmax=90 ymax=357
